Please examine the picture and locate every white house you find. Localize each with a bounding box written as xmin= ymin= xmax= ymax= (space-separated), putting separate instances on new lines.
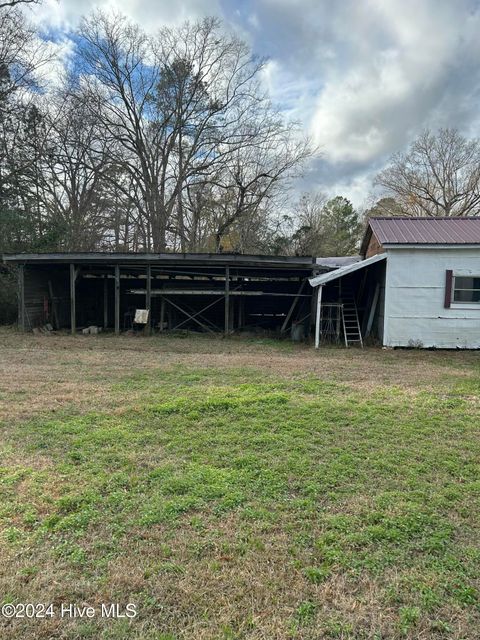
xmin=310 ymin=217 xmax=480 ymax=349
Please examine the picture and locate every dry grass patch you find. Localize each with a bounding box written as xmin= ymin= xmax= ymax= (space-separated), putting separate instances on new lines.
xmin=0 ymin=328 xmax=479 ymax=639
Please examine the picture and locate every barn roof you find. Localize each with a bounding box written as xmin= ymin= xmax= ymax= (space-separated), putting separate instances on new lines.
xmin=362 ymin=217 xmax=480 ymax=253
xmin=2 ymin=251 xmax=315 ymax=268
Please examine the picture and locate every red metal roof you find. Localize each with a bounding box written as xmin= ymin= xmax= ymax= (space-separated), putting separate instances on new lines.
xmin=368 ymin=217 xmax=480 ymax=245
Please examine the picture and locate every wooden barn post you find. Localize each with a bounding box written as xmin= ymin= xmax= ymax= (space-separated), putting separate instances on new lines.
xmin=315 ymin=285 xmax=323 ymax=349
xmin=69 ymin=263 xmax=76 ymax=335
xmin=18 ymin=264 xmax=25 ymax=331
xmin=114 ymin=265 xmax=120 ymax=335
xmin=146 ymin=264 xmax=152 ymax=335
xmin=103 ymin=275 xmax=108 ymax=330
xmin=224 ymin=265 xmax=230 ymax=336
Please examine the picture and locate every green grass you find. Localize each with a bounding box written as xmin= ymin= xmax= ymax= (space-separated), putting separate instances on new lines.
xmin=1 ymin=341 xmax=480 ymax=638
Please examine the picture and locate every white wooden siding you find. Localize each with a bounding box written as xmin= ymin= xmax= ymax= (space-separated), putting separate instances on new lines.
xmin=383 ymin=248 xmax=480 ymax=348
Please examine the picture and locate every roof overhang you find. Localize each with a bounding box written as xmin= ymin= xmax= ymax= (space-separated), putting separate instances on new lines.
xmin=2 ymin=252 xmax=315 ymax=270
xmin=309 ymin=252 xmax=387 ymax=287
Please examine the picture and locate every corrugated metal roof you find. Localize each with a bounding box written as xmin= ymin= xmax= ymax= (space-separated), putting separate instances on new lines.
xmin=369 ymin=217 xmax=480 ymax=245
xmin=309 ymin=253 xmax=387 ymax=287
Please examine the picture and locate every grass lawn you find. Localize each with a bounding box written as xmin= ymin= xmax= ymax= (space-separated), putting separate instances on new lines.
xmin=0 ymin=328 xmax=479 ymax=639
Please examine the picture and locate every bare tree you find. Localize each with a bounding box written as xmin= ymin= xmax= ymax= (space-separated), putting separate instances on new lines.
xmin=203 ymin=133 xmax=311 ymax=253
xmin=362 ymin=196 xmax=404 ymax=219
xmin=0 ymin=7 xmax=49 ymax=103
xmin=1 ymin=9 xmax=312 ymax=256
xmin=289 ymin=192 xmax=327 ymax=255
xmin=32 ymin=92 xmax=112 ymax=250
xmin=376 ymin=129 xmax=480 ymax=217
xmin=77 ymin=12 xmax=311 ymax=252
xmin=0 ymin=0 xmax=40 ymax=8
xmin=0 ymin=5 xmax=53 ymax=252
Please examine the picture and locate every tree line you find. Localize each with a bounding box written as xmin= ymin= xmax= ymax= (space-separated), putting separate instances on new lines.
xmin=1 ymin=5 xmax=316 ymax=255
xmin=2 ymin=1 xmax=480 ymax=270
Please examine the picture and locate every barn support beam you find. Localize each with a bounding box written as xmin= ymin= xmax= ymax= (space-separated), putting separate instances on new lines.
xmin=171 ymin=296 xmax=223 ymax=332
xmin=224 ymin=265 xmax=230 ymax=336
xmin=114 ymin=265 xmax=120 ymax=335
xmin=146 ymin=264 xmax=152 ymax=335
xmin=238 ymin=296 xmax=245 ymax=330
xmin=315 ymin=286 xmax=323 ymax=349
xmin=281 ymin=278 xmax=306 ymax=334
xmin=160 ymin=296 xmax=165 ymax=331
xmin=103 ymin=276 xmax=108 ymax=329
xmin=365 ymin=283 xmax=380 ymax=338
xmin=18 ymin=264 xmax=25 ymax=331
xmin=70 ymin=263 xmax=76 ymax=335
xmin=162 ymin=296 xmax=216 ymax=334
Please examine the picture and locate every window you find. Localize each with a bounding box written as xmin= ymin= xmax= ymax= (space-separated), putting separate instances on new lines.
xmin=453 ymin=275 xmax=480 ymax=303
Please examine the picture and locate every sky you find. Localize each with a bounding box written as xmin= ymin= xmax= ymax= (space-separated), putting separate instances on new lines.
xmin=28 ymin=0 xmax=480 ymax=210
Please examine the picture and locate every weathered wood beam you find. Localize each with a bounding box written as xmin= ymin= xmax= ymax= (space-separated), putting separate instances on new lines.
xmin=48 ymin=280 xmax=59 ymax=330
xmin=70 ymin=263 xmax=76 ymax=335
xmin=115 ymin=265 xmax=120 ymax=335
xmin=280 ymin=278 xmax=306 ymax=333
xmin=365 ymin=283 xmax=380 ymax=338
xmin=126 ymin=289 xmax=311 ymax=297
xmin=103 ymin=276 xmax=108 ymax=329
xmin=18 ymin=264 xmax=25 ymax=331
xmin=315 ymin=286 xmax=323 ymax=349
xmin=146 ymin=264 xmax=152 ymax=335
xmin=171 ymin=296 xmax=223 ymax=332
xmin=160 ymin=296 xmax=165 ymax=332
xmin=238 ymin=296 xmax=244 ymax=329
xmin=224 ymin=265 xmax=230 ymax=337
xmin=162 ymin=296 xmax=216 ymax=334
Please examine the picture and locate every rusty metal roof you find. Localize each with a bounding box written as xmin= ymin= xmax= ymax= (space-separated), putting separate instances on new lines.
xmin=368 ymin=216 xmax=480 ymax=246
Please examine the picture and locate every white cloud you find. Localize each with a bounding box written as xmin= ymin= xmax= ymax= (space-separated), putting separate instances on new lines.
xmin=29 ymin=0 xmax=221 ymax=32
xmin=40 ymin=37 xmax=76 ymax=88
xmin=24 ymin=0 xmax=480 ymax=207
xmin=307 ymin=0 xmax=480 ymax=164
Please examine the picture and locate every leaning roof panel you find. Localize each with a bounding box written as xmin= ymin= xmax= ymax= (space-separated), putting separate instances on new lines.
xmin=309 ymin=253 xmax=387 ymax=287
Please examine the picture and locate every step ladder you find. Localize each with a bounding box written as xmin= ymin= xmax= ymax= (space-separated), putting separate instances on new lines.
xmin=340 ymin=288 xmax=363 ymax=348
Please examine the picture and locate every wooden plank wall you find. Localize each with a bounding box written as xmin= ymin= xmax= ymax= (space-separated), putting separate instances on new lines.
xmin=23 ymin=266 xmax=69 ymax=329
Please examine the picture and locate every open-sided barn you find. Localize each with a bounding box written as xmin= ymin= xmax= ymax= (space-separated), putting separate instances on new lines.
xmin=4 ymin=217 xmax=480 ymax=348
xmin=2 ymin=252 xmax=323 ymax=338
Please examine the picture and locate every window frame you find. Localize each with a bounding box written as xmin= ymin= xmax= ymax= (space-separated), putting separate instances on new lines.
xmin=450 ymin=272 xmax=480 ymax=309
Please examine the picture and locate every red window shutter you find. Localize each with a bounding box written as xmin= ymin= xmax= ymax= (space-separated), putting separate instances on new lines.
xmin=444 ymin=270 xmax=453 ymax=308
